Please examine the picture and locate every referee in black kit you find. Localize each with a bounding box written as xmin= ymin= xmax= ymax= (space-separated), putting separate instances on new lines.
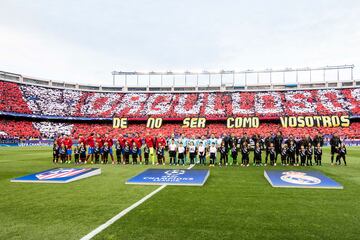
xmin=330 ymin=133 xmax=341 ymax=165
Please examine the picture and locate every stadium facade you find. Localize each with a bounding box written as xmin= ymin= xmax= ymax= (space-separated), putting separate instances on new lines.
xmin=1 ymin=65 xmax=357 ymax=92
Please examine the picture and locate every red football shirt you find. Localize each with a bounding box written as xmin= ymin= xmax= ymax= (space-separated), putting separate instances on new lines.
xmin=105 ymin=138 xmax=113 ymax=147
xmin=78 ymin=136 xmax=85 ymax=145
xmin=64 ymin=138 xmax=73 ymax=149
xmin=95 ymin=137 xmax=104 ymax=148
xmin=56 ymin=137 xmax=64 ymax=146
xmin=156 ymin=137 xmax=166 ymax=148
xmin=133 ymin=137 xmax=142 ymax=148
xmin=145 ymin=137 xmax=154 ymax=148
xmin=125 ymin=137 xmax=133 ymax=145
xmin=86 ymin=136 xmax=95 ymax=148
xmin=117 ymin=137 xmax=126 ymax=147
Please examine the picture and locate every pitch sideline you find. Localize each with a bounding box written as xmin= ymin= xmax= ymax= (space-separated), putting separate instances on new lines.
xmin=80 ymin=164 xmax=195 ymax=240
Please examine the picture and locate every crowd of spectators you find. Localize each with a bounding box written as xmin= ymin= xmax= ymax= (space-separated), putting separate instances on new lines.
xmin=1 ymin=81 xmax=360 ymax=118
xmin=0 ymin=119 xmax=40 ymax=138
xmin=0 ymin=119 xmax=359 ymax=139
xmin=0 ymin=82 xmax=32 ymax=114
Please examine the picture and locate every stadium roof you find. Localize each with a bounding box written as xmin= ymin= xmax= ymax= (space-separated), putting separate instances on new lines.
xmin=1 ymin=65 xmax=358 ymax=93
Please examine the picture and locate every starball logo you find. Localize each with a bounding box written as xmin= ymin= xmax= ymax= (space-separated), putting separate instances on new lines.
xmin=164 ymin=170 xmax=185 ymax=176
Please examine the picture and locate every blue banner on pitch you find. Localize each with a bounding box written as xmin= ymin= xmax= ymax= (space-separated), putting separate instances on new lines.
xmin=126 ymin=169 xmax=210 ymax=186
xmin=11 ymin=168 xmax=101 ymax=183
xmin=264 ymin=170 xmax=343 ymax=189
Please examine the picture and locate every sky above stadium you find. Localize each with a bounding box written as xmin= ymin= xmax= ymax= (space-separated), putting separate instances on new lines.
xmin=1 ymin=0 xmax=360 ymax=85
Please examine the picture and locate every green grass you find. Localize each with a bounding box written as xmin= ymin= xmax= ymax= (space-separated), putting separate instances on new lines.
xmin=0 ymin=146 xmax=359 ymax=240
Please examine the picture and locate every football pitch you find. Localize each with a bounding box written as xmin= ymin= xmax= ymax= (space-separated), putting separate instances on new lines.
xmin=1 ymin=146 xmax=359 ymax=240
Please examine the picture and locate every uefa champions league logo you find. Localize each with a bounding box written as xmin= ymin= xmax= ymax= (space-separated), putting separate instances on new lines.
xmin=143 ymin=169 xmax=194 ymax=183
xmin=280 ymin=171 xmax=321 ymax=185
xmin=141 ymin=169 xmax=193 ymax=183
xmin=164 ymin=170 xmax=186 ymax=176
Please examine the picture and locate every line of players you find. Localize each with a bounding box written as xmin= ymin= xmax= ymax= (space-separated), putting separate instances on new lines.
xmin=52 ymin=131 xmax=348 ymax=166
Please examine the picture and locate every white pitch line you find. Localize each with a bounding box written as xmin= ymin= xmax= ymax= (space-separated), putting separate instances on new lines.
xmin=80 ymin=164 xmax=195 ymax=240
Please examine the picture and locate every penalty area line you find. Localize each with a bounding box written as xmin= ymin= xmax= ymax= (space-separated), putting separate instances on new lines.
xmin=80 ymin=164 xmax=195 ymax=240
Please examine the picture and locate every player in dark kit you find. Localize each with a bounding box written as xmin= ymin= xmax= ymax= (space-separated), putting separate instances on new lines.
xmin=59 ymin=143 xmax=67 ymax=163
xmin=280 ymin=144 xmax=288 ymax=166
xmin=264 ymin=133 xmax=274 ymax=165
xmin=253 ymin=142 xmax=262 ymax=166
xmin=115 ymin=140 xmax=122 ymax=164
xmin=301 ymin=134 xmax=313 ymax=147
xmin=231 ymin=143 xmax=238 ymax=165
xmin=94 ymin=143 xmax=101 ymax=164
xmin=219 ymin=142 xmax=227 ymax=166
xmin=330 ymin=133 xmax=341 ymax=165
xmin=74 ymin=145 xmax=80 ymax=164
xmin=313 ymin=133 xmax=324 ymax=166
xmin=287 ymin=141 xmax=296 ymax=166
xmin=239 ymin=132 xmax=251 ymax=146
xmin=229 ymin=134 xmax=238 ymax=151
xmin=314 ymin=143 xmax=322 ymax=166
xmin=313 ymin=133 xmax=324 ymax=147
xmin=336 ymin=143 xmax=347 ymax=165
xmin=241 ymin=142 xmax=250 ymax=167
xmin=131 ymin=142 xmax=138 ymax=164
xmin=79 ymin=142 xmax=87 ymax=163
xmin=76 ymin=134 xmax=85 ymax=164
xmin=273 ymin=131 xmax=283 ymax=164
xmin=251 ymin=134 xmax=261 ymax=146
xmin=285 ymin=134 xmax=295 ymax=146
xmin=299 ymin=134 xmax=312 ymax=164
xmin=306 ymin=142 xmax=313 ymax=166
xmin=156 ymin=143 xmax=165 ymax=165
xmin=95 ymin=134 xmax=104 ymax=162
xmin=123 ymin=142 xmax=130 ymax=164
xmin=222 ymin=134 xmax=231 ymax=165
xmin=143 ymin=144 xmax=150 ymax=165
xmin=285 ymin=134 xmax=295 ymax=164
xmin=299 ymin=145 xmax=307 ymax=166
xmin=295 ymin=138 xmax=302 ymax=165
xmin=268 ymin=143 xmax=276 ymax=166
xmin=53 ymin=142 xmax=59 ymax=163
xmin=102 ymin=142 xmax=110 ymax=164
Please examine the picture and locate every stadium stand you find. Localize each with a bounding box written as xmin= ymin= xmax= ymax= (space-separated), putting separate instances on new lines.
xmin=0 ymin=80 xmax=360 ymax=118
xmin=0 ymin=79 xmax=359 ymax=139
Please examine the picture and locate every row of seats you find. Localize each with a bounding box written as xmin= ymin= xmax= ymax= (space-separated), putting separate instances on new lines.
xmin=1 ymin=81 xmax=360 ymax=118
xmin=1 ymin=119 xmax=359 ymax=139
